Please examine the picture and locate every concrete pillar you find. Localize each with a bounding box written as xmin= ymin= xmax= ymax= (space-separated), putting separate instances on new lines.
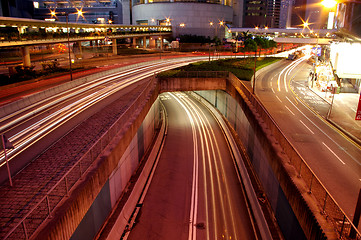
xmin=143 ymin=36 xmax=147 ymax=49
xmin=112 ymin=39 xmax=118 ymax=55
xmin=132 ymin=37 xmax=137 ymax=48
xmin=77 ymin=41 xmax=83 ymax=58
xmin=21 ymin=46 xmax=31 ymax=67
xmin=149 ymin=37 xmax=156 ymax=49
xmin=159 ymin=37 xmax=163 ymax=50
xmin=281 ymin=43 xmax=284 ymax=52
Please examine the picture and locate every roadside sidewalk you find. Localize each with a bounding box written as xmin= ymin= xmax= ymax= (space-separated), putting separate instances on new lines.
xmin=308 ymin=83 xmax=361 ymax=145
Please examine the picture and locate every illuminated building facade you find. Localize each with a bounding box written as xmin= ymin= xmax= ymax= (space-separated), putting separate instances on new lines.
xmin=32 ymin=0 xmax=122 ymax=24
xmin=131 ymin=0 xmax=235 ymax=37
xmin=334 ymin=1 xmax=361 ymax=37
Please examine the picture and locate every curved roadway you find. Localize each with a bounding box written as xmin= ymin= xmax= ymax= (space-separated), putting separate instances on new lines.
xmin=255 ymin=56 xmax=361 ymax=220
xmin=0 ymin=57 xmax=209 ymax=173
xmin=127 ymin=92 xmax=258 ymax=240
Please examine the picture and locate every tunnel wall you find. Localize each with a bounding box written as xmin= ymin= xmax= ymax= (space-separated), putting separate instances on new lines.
xmin=34 ymin=79 xmax=161 ymax=240
xmin=69 ymin=98 xmax=160 ymax=240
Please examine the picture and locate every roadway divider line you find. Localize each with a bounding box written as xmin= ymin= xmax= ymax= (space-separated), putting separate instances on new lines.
xmin=190 ymin=92 xmax=272 ymax=240
xmin=299 ymin=120 xmax=314 ymax=134
xmin=169 ymin=92 xmax=199 ymax=240
xmin=285 ymin=95 xmax=361 ymax=166
xmin=285 ymin=106 xmax=295 ymax=116
xmin=322 ymin=142 xmax=346 ymax=165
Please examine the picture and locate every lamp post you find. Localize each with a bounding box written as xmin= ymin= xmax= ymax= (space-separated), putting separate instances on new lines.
xmin=51 ymin=9 xmax=83 ymax=81
xmin=65 ymin=13 xmax=73 ymax=81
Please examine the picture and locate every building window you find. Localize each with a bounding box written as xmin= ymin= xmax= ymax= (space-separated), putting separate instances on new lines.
xmin=247 ymin=6 xmax=262 ymax=10
xmin=247 ymin=0 xmax=262 ymax=4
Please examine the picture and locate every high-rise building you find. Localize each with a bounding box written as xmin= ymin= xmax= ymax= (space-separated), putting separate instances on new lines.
xmin=334 ymin=1 xmax=361 ymax=37
xmin=32 ymin=0 xmax=122 ymax=24
xmin=0 ymin=0 xmax=34 ymax=18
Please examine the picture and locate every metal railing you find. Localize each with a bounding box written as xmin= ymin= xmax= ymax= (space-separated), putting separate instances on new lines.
xmin=3 ymin=76 xmax=157 ymax=240
xmin=157 ymin=70 xmax=229 ymax=79
xmin=227 ymin=72 xmax=361 ymax=239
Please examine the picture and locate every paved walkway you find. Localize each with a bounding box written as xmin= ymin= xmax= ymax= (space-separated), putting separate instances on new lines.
xmin=309 ymin=85 xmax=361 ymax=144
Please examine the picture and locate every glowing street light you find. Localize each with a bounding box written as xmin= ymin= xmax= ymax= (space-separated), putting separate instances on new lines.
xmin=303 ymin=21 xmax=310 ymax=29
xmin=320 ymin=0 xmax=338 ymax=29
xmin=49 ymin=9 xmax=85 ymax=81
xmin=321 ymin=0 xmax=338 ymax=8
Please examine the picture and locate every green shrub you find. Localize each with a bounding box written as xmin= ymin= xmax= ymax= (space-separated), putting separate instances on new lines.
xmin=157 ymin=57 xmax=281 ymax=81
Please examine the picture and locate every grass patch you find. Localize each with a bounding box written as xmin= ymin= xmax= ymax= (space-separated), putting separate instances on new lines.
xmin=158 ymin=57 xmax=282 ymax=81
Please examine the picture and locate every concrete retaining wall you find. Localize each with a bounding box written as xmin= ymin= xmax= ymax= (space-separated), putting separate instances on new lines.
xmin=69 ymin=98 xmax=161 ymax=240
xmin=34 ymin=79 xmax=161 ymax=240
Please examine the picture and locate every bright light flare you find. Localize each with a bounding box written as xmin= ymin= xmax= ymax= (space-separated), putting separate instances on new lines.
xmin=50 ymin=9 xmax=56 ymax=17
xmin=321 ymin=0 xmax=337 ymax=8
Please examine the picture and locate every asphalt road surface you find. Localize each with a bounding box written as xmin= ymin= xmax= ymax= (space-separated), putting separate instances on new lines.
xmin=127 ymin=92 xmax=258 ymax=240
xmin=256 ymin=57 xmax=361 ymax=222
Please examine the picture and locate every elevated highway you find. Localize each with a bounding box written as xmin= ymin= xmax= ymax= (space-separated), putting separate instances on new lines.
xmin=0 ymin=17 xmax=171 ymax=67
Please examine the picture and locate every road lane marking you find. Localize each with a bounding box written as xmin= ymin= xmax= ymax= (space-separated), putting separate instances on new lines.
xmin=169 ymin=92 xmax=199 ymax=240
xmin=276 ymin=96 xmax=282 ymax=103
xmin=322 ymin=142 xmax=346 ymax=165
xmin=286 ymin=95 xmax=361 ymax=166
xmin=182 ymin=93 xmax=240 ymax=239
xmin=299 ymin=120 xmax=314 ymax=134
xmin=285 ymin=106 xmax=295 ymax=116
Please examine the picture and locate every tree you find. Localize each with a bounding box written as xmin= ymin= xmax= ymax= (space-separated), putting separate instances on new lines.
xmin=254 ymin=36 xmax=267 ymax=57
xmin=244 ymin=36 xmax=278 ymax=94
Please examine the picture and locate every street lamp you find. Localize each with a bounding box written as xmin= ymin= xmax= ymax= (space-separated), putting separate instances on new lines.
xmin=50 ymin=9 xmax=83 ymax=81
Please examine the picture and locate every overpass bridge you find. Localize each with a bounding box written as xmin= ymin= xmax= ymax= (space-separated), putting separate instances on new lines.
xmin=0 ymin=17 xmax=341 ymax=69
xmin=0 ymin=17 xmax=172 ymax=67
xmin=228 ymin=27 xmax=337 ymax=46
xmin=0 ymin=64 xmax=359 ymax=240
